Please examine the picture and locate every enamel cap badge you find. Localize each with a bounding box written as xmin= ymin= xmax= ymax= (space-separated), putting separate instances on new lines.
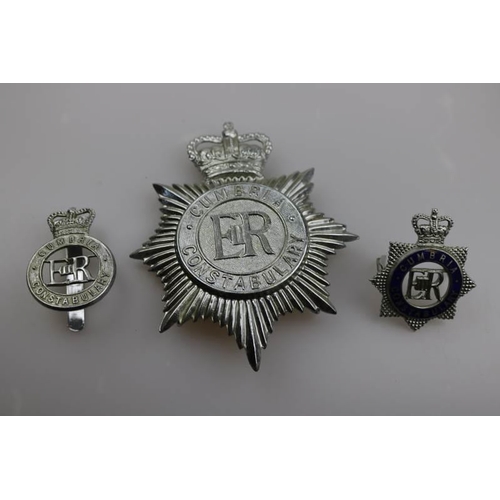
xmin=371 ymin=208 xmax=476 ymax=330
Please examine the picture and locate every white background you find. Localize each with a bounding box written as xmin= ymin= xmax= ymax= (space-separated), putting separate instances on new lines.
xmin=0 ymin=83 xmax=497 ymax=416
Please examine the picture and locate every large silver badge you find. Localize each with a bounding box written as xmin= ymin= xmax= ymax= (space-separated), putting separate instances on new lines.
xmin=131 ymin=123 xmax=358 ymax=370
xmin=371 ymin=208 xmax=476 ymax=330
xmin=27 ymin=208 xmax=116 ymax=331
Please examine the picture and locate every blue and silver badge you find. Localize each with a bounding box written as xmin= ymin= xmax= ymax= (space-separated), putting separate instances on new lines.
xmin=371 ymin=209 xmax=476 ymax=330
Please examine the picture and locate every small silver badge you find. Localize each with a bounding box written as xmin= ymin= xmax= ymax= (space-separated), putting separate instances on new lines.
xmin=27 ymin=208 xmax=116 ymax=331
xmin=371 ymin=208 xmax=476 ymax=330
xmin=131 ymin=123 xmax=358 ymax=370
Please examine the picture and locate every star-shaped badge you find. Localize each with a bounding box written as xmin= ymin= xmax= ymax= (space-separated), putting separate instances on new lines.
xmin=131 ymin=122 xmax=358 ymax=370
xmin=371 ymin=208 xmax=476 ymax=330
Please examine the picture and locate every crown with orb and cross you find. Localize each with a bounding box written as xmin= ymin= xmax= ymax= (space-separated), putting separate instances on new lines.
xmin=187 ymin=122 xmax=273 ymax=183
xmin=47 ymin=208 xmax=95 ymax=237
xmin=412 ymin=208 xmax=454 ymax=245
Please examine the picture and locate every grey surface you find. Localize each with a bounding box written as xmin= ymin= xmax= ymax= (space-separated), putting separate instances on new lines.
xmin=0 ymin=83 xmax=497 ymax=415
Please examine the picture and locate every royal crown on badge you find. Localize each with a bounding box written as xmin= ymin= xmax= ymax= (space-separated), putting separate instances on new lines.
xmin=187 ymin=122 xmax=272 ymax=183
xmin=47 ymin=208 xmax=95 ymax=237
xmin=412 ymin=208 xmax=453 ymax=246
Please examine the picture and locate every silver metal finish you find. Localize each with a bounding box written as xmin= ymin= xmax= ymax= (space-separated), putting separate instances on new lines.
xmin=376 ymin=255 xmax=387 ymax=273
xmin=27 ymin=208 xmax=116 ymax=331
xmin=66 ymin=245 xmax=85 ymax=331
xmin=371 ymin=208 xmax=476 ymax=330
xmin=131 ymin=122 xmax=358 ymax=371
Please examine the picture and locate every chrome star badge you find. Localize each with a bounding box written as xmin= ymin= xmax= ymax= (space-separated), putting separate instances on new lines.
xmin=27 ymin=208 xmax=116 ymax=331
xmin=371 ymin=208 xmax=476 ymax=330
xmin=131 ymin=122 xmax=358 ymax=370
